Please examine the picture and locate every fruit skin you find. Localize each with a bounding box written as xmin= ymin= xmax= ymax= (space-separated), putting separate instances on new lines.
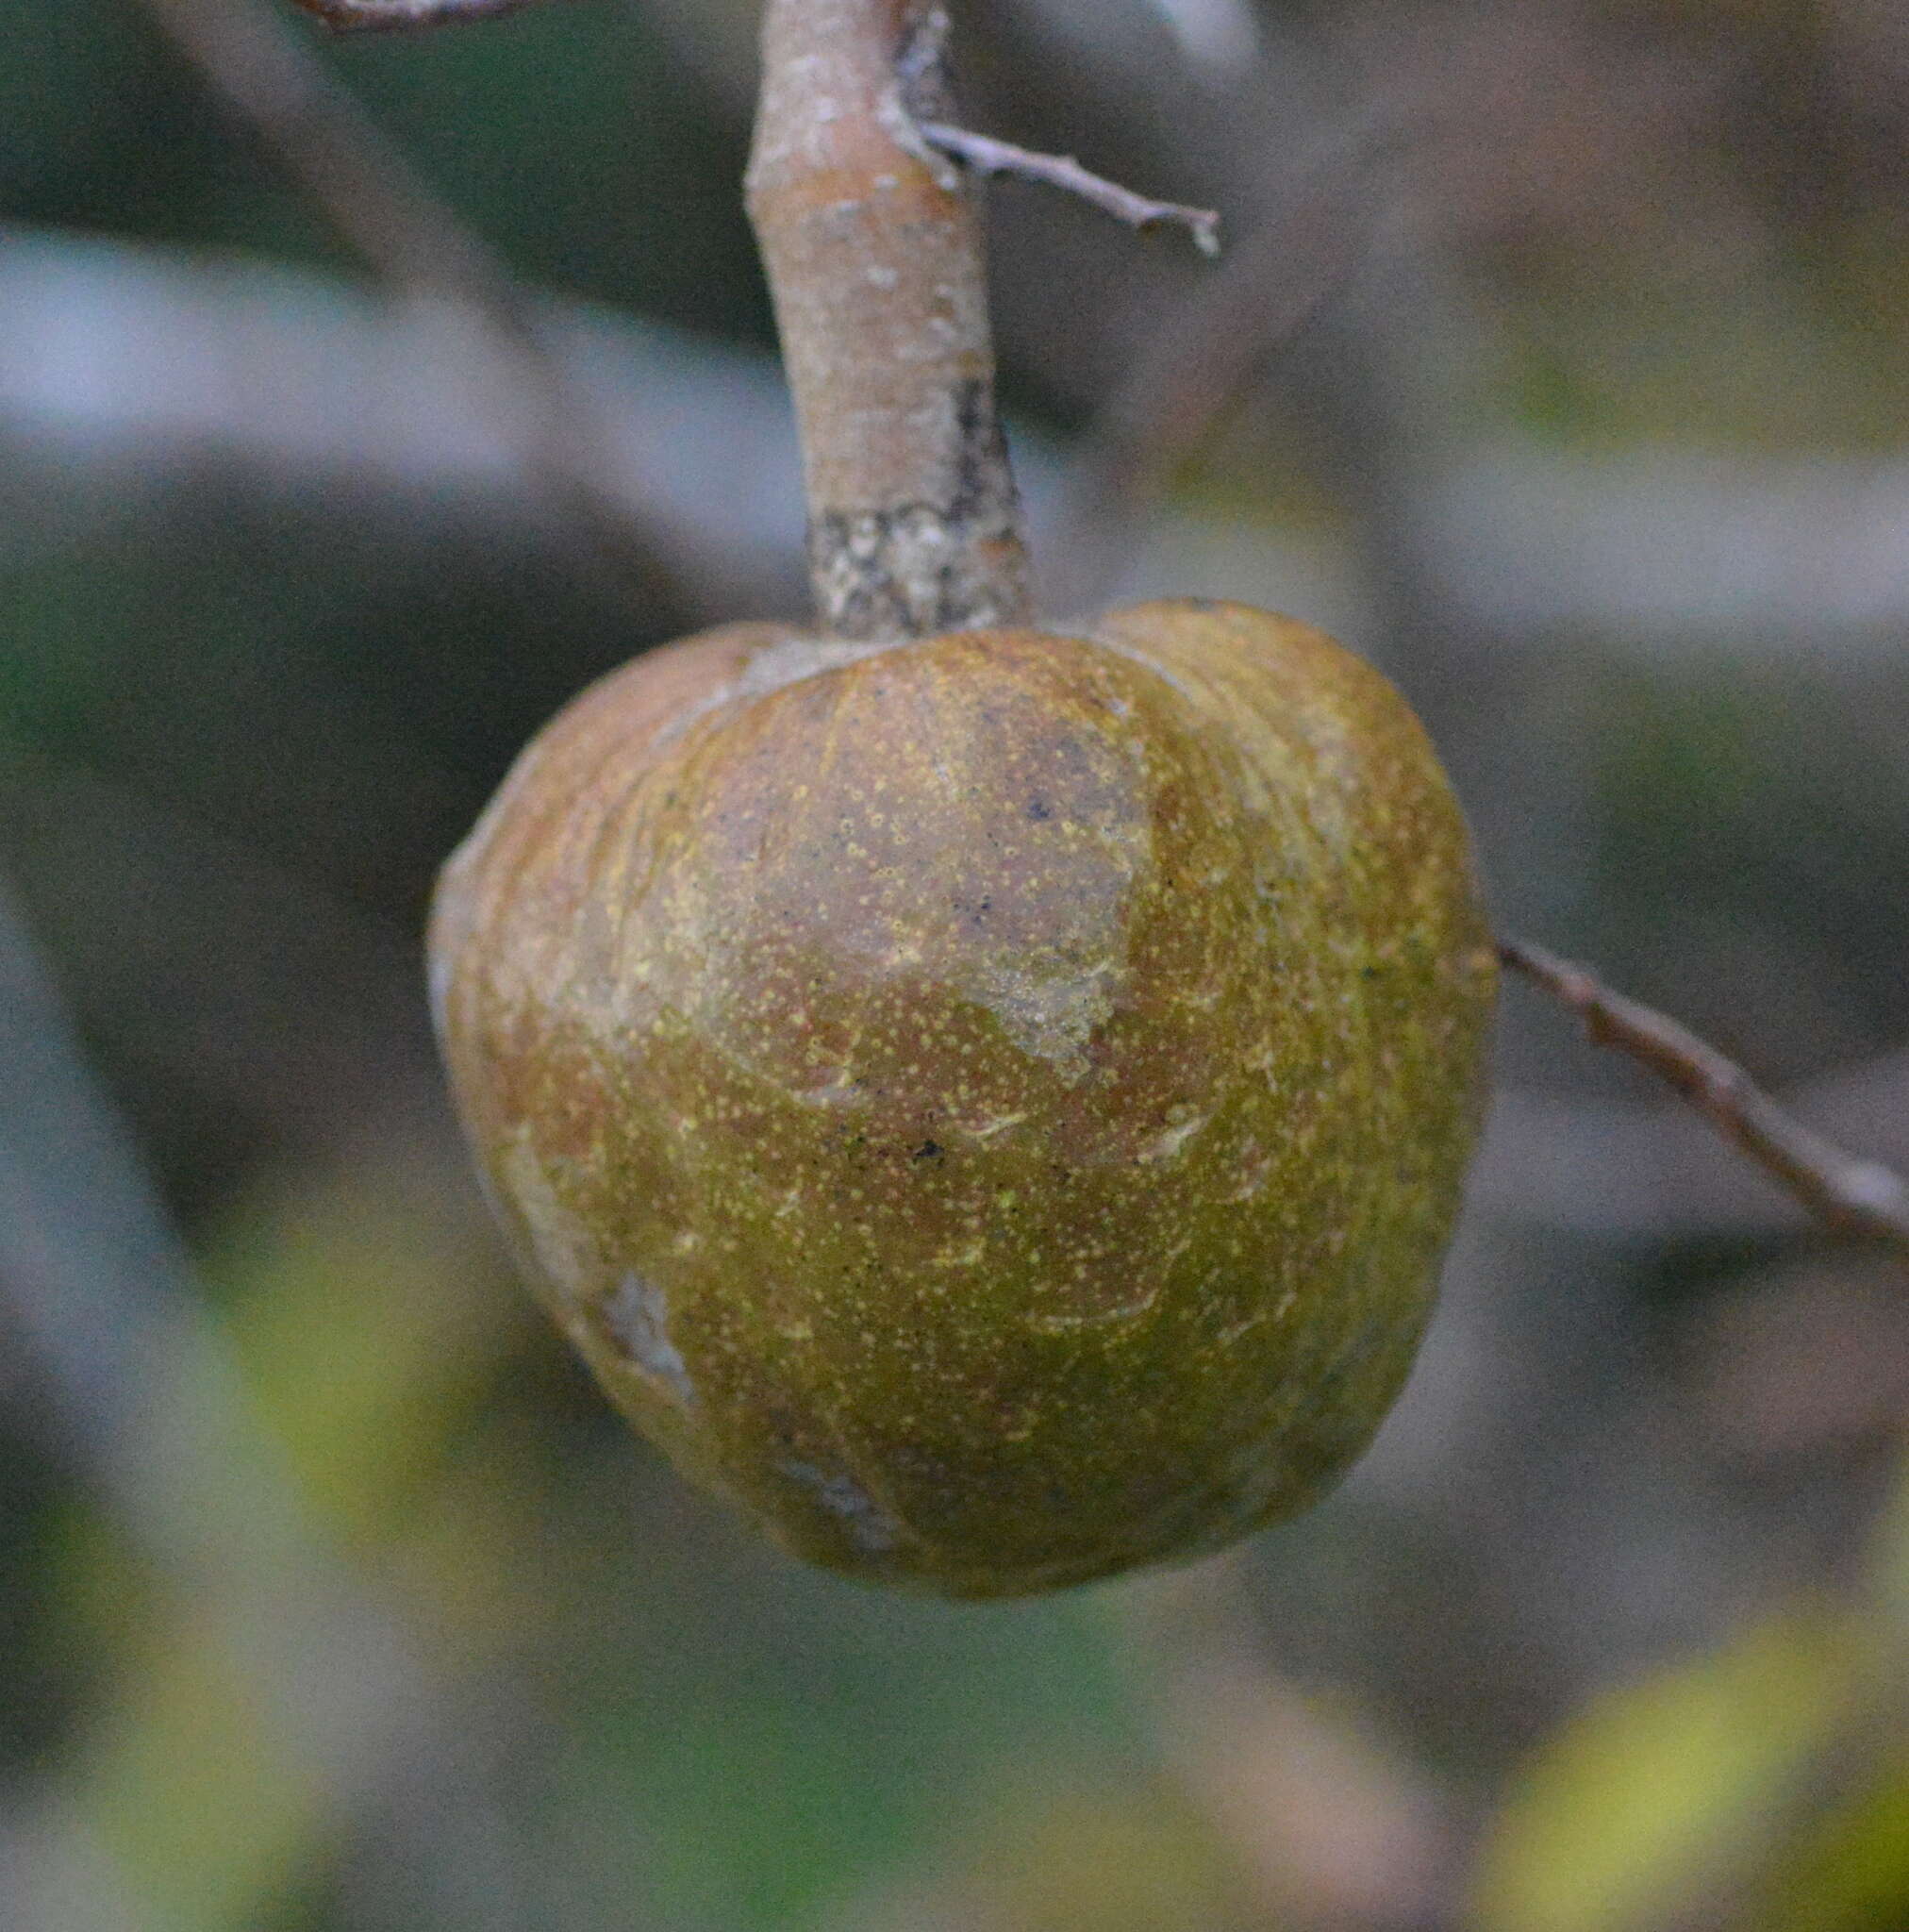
xmin=428 ymin=601 xmax=1496 ymax=1596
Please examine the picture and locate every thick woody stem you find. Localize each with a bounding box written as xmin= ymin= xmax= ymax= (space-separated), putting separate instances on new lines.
xmin=746 ymin=0 xmax=1033 ymax=640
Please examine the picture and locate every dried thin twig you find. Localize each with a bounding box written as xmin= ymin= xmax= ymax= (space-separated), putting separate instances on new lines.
xmin=141 ymin=0 xmax=696 ymax=617
xmin=289 ymin=0 xmax=549 ymax=31
xmin=918 ymin=121 xmax=1222 ymax=256
xmin=1500 ymin=937 xmax=1909 ymax=1249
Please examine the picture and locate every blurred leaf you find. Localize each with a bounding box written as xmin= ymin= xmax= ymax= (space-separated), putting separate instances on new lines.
xmin=536 ymin=1470 xmax=1147 ymax=1932
xmin=383 ymin=1408 xmax=569 ymax=1664
xmin=1472 ymin=1609 xmax=1863 ymax=1932
xmin=39 ymin=1506 xmax=160 ymax=1711
xmin=1498 ymin=253 xmax=1909 ymax=456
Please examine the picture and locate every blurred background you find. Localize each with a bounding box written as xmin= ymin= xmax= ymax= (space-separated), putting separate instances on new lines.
xmin=2 ymin=0 xmax=1908 ymax=1927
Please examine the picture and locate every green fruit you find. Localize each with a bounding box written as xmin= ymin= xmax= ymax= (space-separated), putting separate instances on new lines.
xmin=428 ymin=599 xmax=1496 ymax=1595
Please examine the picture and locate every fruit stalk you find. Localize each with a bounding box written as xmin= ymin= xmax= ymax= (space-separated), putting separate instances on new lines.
xmin=745 ymin=0 xmax=1033 ymax=639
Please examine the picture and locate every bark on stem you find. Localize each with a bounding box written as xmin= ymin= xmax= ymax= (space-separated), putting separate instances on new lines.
xmin=746 ymin=0 xmax=1032 ymax=639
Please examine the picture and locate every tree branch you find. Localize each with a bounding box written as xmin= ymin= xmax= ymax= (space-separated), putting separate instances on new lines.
xmin=1499 ymin=937 xmax=1909 ymax=1249
xmin=917 ymin=122 xmax=1221 ymax=255
xmin=142 ymin=0 xmax=692 ymax=617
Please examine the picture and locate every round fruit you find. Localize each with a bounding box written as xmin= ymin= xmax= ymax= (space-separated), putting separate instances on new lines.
xmin=428 ymin=599 xmax=1496 ymax=1595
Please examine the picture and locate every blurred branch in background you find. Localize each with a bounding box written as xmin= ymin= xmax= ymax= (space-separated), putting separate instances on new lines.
xmin=1476 ymin=1047 xmax=1909 ymax=1243
xmin=138 ymin=0 xmax=703 ymax=622
xmin=1499 ymin=941 xmax=1909 ymax=1251
xmin=0 ymin=877 xmax=546 ymax=1931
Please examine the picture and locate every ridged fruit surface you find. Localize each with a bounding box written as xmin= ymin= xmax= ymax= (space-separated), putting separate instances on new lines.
xmin=429 ymin=600 xmax=1496 ymax=1595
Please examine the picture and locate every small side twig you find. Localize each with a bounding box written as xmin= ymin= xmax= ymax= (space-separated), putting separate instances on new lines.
xmin=1500 ymin=937 xmax=1909 ymax=1250
xmin=289 ymin=0 xmax=550 ymax=31
xmin=918 ymin=122 xmax=1221 ymax=256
